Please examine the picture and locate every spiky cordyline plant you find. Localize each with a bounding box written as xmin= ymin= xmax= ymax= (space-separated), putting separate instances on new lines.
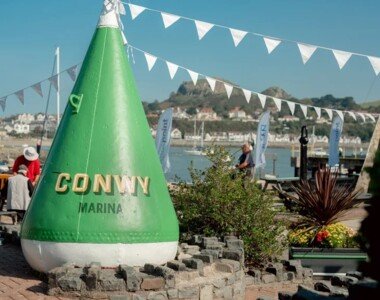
xmin=289 ymin=167 xmax=361 ymax=230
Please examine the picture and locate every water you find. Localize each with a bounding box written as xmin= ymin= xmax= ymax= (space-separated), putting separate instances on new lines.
xmin=165 ymin=146 xmax=293 ymax=182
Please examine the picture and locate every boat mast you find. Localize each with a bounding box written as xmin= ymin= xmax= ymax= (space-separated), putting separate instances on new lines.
xmin=55 ymin=47 xmax=60 ymax=129
xmin=201 ymin=121 xmax=204 ymax=148
xmin=193 ymin=116 xmax=197 ymax=148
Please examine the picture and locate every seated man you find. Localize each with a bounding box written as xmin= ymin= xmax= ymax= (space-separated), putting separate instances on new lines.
xmin=5 ymin=164 xmax=34 ymax=220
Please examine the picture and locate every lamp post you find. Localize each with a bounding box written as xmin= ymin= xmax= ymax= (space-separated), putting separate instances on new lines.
xmin=299 ymin=125 xmax=309 ymax=181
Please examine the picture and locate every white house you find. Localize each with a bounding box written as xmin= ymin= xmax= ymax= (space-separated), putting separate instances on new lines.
xmin=228 ymin=107 xmax=246 ymax=119
xmin=17 ymin=113 xmax=35 ymax=124
xmin=14 ymin=123 xmax=30 ymax=134
xmin=172 ymin=107 xmax=189 ymax=119
xmin=171 ymin=128 xmax=182 ymax=139
xmin=197 ymin=108 xmax=220 ymax=121
xmin=35 ymin=113 xmax=45 ymax=122
xmin=278 ymin=115 xmax=300 ymax=122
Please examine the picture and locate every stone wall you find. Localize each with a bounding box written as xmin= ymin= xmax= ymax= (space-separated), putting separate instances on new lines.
xmin=47 ymin=236 xmax=314 ymax=299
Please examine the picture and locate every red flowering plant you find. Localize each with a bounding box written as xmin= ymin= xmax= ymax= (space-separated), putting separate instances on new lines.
xmin=287 ymin=167 xmax=361 ymax=248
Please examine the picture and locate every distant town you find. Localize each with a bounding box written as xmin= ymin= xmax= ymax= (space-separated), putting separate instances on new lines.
xmin=0 ymin=112 xmax=364 ymax=148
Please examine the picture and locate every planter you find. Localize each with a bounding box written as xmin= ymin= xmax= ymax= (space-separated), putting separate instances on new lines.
xmin=290 ymin=247 xmax=367 ymax=274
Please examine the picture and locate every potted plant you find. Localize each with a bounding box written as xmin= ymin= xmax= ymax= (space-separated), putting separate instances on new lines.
xmin=287 ymin=168 xmax=367 ymax=274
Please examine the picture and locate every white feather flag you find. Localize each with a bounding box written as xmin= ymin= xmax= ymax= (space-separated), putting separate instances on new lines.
xmin=348 ymin=111 xmax=357 ymax=121
xmin=366 ymin=113 xmax=376 ymax=122
xmin=335 ymin=110 xmax=344 ymax=121
xmin=49 ymin=75 xmax=58 ymax=91
xmin=66 ymin=65 xmax=78 ymax=81
xmin=358 ymin=113 xmax=366 ymax=122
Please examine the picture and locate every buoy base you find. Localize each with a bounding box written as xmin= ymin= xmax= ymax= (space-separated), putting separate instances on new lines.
xmin=21 ymin=239 xmax=178 ymax=272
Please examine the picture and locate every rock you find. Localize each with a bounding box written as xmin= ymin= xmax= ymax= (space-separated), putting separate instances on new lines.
xmin=99 ymin=272 xmax=126 ymax=291
xmin=314 ymin=281 xmax=332 ymax=293
xmin=278 ymin=291 xmax=295 ymax=300
xmin=247 ymin=268 xmax=261 ymax=284
xmin=261 ymin=273 xmax=276 ymax=284
xmin=244 ymin=275 xmax=255 ymax=286
xmin=346 ymin=271 xmax=363 ymax=280
xmin=147 ymin=291 xmax=168 ymax=300
xmin=222 ymin=249 xmax=244 ymax=263
xmin=226 ymin=239 xmax=244 ymax=250
xmin=200 ymin=284 xmax=213 ymax=300
xmin=282 ymin=272 xmax=295 ymax=281
xmin=119 ymin=265 xmax=142 ymax=292
xmin=266 ymin=263 xmax=284 ymax=282
xmin=141 ymin=276 xmax=165 ymax=291
xmin=302 ymin=268 xmax=313 ymax=278
xmin=223 ymin=235 xmax=238 ymax=243
xmin=182 ymin=258 xmax=204 ymax=271
xmin=178 ymin=286 xmax=199 ymax=299
xmin=177 ymin=253 xmax=193 ymax=260
xmin=221 ymin=259 xmax=240 ymax=272
xmin=200 ymin=249 xmax=219 ymax=259
xmin=193 ymin=254 xmax=214 ymax=264
xmin=331 ymin=275 xmax=358 ymax=288
xmin=57 ymin=275 xmax=83 ymax=291
xmin=166 ymin=289 xmax=178 ymax=299
xmin=182 ymin=245 xmax=200 ymax=255
xmin=201 ymin=237 xmax=219 ymax=248
xmin=166 ymin=260 xmax=186 ymax=271
xmin=214 ymin=262 xmax=234 ymax=273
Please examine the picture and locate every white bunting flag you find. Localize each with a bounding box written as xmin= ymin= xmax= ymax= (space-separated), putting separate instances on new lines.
xmin=242 ymin=89 xmax=251 ymax=103
xmin=206 ymin=77 xmax=216 ymax=92
xmin=31 ymin=82 xmax=43 ymax=98
xmin=314 ymin=106 xmax=321 ymax=119
xmin=368 ymin=56 xmax=380 ymax=76
xmin=258 ymin=94 xmax=267 ymax=108
xmin=273 ymin=97 xmax=282 ymax=111
xmin=358 ymin=113 xmax=366 ymax=122
xmin=263 ymin=37 xmax=281 ymax=54
xmin=187 ymin=69 xmax=198 ymax=85
xmin=324 ymin=108 xmax=333 ymax=120
xmin=366 ymin=113 xmax=376 ymax=122
xmin=335 ymin=110 xmax=344 ymax=121
xmin=49 ymin=75 xmax=58 ymax=91
xmin=229 ymin=28 xmax=248 ymax=47
xmin=224 ymin=83 xmax=233 ymax=99
xmin=297 ymin=43 xmax=317 ymax=64
xmin=287 ymin=101 xmax=295 ymax=115
xmin=118 ymin=1 xmax=126 ymax=15
xmin=15 ymin=90 xmax=25 ymax=104
xmin=332 ymin=50 xmax=352 ymax=69
xmin=128 ymin=4 xmax=146 ymax=20
xmin=161 ymin=12 xmax=180 ymax=29
xmin=300 ymin=104 xmax=308 ymax=118
xmin=0 ymin=97 xmax=6 ymax=112
xmin=144 ymin=53 xmax=157 ymax=71
xmin=166 ymin=61 xmax=178 ymax=79
xmin=121 ymin=31 xmax=128 ymax=45
xmin=67 ymin=65 xmax=78 ymax=81
xmin=348 ymin=111 xmax=357 ymax=121
xmin=194 ymin=20 xmax=214 ymax=40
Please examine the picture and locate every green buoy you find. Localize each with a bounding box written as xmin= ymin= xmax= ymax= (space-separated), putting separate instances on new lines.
xmin=21 ymin=0 xmax=179 ymax=272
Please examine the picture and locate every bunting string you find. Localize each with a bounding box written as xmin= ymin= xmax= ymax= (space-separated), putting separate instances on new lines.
xmin=127 ymin=43 xmax=378 ymax=123
xmin=0 ymin=63 xmax=80 ymax=112
xmin=122 ymin=2 xmax=380 ymax=75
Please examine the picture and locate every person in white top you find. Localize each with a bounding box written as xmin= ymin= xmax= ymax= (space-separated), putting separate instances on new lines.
xmin=5 ymin=164 xmax=34 ymax=220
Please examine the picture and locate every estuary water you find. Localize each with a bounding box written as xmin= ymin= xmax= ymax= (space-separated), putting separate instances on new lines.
xmin=165 ymin=146 xmax=293 ymax=182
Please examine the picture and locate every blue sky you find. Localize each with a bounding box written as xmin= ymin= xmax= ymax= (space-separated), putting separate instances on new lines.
xmin=1 ymin=0 xmax=380 ymax=116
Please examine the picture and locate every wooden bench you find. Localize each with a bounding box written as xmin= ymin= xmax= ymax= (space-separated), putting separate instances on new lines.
xmin=261 ymin=175 xmax=300 ymax=192
xmin=0 ymin=211 xmax=18 ymax=224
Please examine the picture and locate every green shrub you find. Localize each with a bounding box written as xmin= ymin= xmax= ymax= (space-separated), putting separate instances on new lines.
xmin=170 ymin=146 xmax=286 ymax=266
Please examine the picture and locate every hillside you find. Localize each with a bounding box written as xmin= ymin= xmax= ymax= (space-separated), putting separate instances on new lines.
xmin=143 ymin=79 xmax=370 ymax=118
xmin=361 ymin=99 xmax=380 ymax=109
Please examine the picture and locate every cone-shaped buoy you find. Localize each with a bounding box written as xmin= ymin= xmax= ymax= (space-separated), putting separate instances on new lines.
xmin=21 ymin=1 xmax=179 ymax=272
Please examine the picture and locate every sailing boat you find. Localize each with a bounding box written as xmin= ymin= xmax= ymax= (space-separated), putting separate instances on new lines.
xmin=185 ymin=118 xmax=206 ymax=156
